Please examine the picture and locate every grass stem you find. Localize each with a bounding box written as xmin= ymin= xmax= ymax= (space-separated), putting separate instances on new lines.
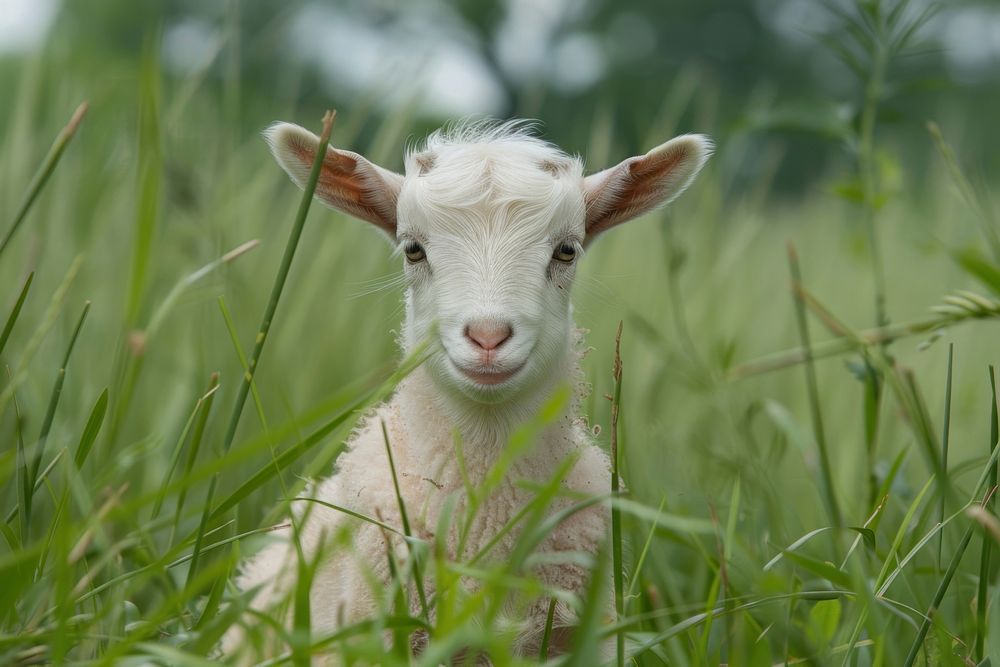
xmin=902 ymin=519 xmax=974 ymax=667
xmin=787 ymin=244 xmax=843 ymax=530
xmin=0 ymin=273 xmax=33 ymax=358
xmin=610 ymin=321 xmax=625 ymax=667
xmin=728 ymin=295 xmax=1000 ymax=380
xmin=381 ymin=418 xmax=430 ymax=623
xmin=539 ymin=597 xmax=556 ymax=661
xmin=937 ymin=344 xmax=954 ymax=574
xmin=858 ymin=38 xmax=889 ymax=329
xmin=0 ymin=103 xmax=88 ymax=259
xmin=22 ymin=301 xmax=90 ymax=529
xmin=975 ymin=366 xmax=998 ymax=660
xmin=927 ymin=122 xmax=1000 ymax=261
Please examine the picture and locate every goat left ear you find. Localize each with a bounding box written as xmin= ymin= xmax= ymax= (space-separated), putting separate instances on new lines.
xmin=583 ymin=134 xmax=712 ymax=242
xmin=264 ymin=122 xmax=404 ymax=238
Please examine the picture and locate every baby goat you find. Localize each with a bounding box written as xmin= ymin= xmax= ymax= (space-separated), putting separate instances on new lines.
xmin=225 ymin=120 xmax=710 ymax=661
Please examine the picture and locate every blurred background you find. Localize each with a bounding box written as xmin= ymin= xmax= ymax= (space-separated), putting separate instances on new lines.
xmin=2 ymin=0 xmax=1000 ymax=661
xmin=3 ymin=0 xmax=1000 ymax=191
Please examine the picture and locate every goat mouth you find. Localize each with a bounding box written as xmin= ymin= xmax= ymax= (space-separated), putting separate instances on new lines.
xmin=455 ymin=363 xmax=524 ymax=386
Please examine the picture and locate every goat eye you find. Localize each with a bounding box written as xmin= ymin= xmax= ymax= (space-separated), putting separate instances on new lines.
xmin=404 ymin=241 xmax=426 ymax=263
xmin=552 ymin=242 xmax=577 ymax=263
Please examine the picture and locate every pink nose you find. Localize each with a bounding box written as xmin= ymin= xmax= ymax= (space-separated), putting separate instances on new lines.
xmin=465 ymin=321 xmax=512 ymax=351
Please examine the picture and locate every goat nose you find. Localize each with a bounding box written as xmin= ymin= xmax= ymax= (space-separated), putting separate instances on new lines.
xmin=465 ymin=321 xmax=512 ymax=351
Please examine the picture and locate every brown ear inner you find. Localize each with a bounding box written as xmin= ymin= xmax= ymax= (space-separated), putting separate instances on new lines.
xmin=290 ymin=142 xmax=398 ymax=235
xmin=584 ymin=146 xmax=687 ymax=240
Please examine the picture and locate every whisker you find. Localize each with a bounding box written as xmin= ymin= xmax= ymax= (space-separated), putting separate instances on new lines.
xmin=349 ymin=271 xmax=405 ymax=288
xmin=347 ymin=273 xmax=407 ymax=299
xmin=573 ymin=274 xmax=619 ymax=308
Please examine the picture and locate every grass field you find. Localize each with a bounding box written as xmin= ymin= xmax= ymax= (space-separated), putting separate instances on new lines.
xmin=3 ymin=10 xmax=1000 ymax=665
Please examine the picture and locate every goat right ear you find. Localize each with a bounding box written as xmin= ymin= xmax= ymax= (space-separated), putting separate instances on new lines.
xmin=264 ymin=122 xmax=403 ymax=238
xmin=583 ymin=134 xmax=712 ymax=243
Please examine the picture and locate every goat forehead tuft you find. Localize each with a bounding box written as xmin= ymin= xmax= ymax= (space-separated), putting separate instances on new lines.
xmin=404 ymin=118 xmax=583 ymax=179
xmin=421 ymin=117 xmax=548 ymax=150
xmin=400 ymin=119 xmax=585 ymax=235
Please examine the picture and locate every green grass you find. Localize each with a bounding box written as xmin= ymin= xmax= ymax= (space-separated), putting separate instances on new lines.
xmin=3 ymin=4 xmax=1000 ymax=664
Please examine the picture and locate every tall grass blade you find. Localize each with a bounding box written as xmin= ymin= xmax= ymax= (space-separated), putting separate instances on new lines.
xmin=217 ymin=295 xmax=267 ymax=430
xmin=567 ymin=541 xmax=610 ymax=666
xmin=722 ymin=476 xmax=741 ymax=649
xmin=288 ymin=497 xmax=400 ymax=535
xmin=627 ymin=590 xmax=850 ymax=659
xmin=0 ymin=255 xmax=83 ymax=414
xmin=895 ymin=364 xmax=949 ymax=490
xmin=975 ymin=366 xmax=999 ymax=660
xmin=902 ymin=521 xmax=974 ymax=667
xmin=928 ymin=121 xmax=1000 ymax=261
xmin=380 ymin=419 xmax=429 ymax=622
xmin=610 ymin=321 xmax=625 ymax=667
xmin=0 ymin=103 xmax=88 ymax=260
xmin=853 ymin=0 xmax=890 ymax=329
xmin=880 ymin=405 xmax=1000 ymax=665
xmin=21 ymin=301 xmax=90 ymax=529
xmin=74 ymin=388 xmax=108 ymax=469
xmin=126 ymin=37 xmax=163 ymax=325
xmin=539 ymin=597 xmax=557 ymax=661
xmin=29 ymin=301 xmax=90 ymax=483
xmin=10 ymin=374 xmax=29 ymax=545
xmin=378 ymin=522 xmax=411 ymax=662
xmin=0 ymin=273 xmax=33 ymax=359
xmin=150 ymin=381 xmax=221 ymax=521
xmin=185 ymin=482 xmax=223 ymax=599
xmin=787 ymin=244 xmax=843 ymax=530
xmin=170 ymin=373 xmax=218 ymax=546
xmin=624 ymin=496 xmax=667 ymax=611
xmin=292 ymin=540 xmax=317 ymax=667
xmin=937 ymin=344 xmax=954 ymax=573
xmin=130 ymin=644 xmax=218 ymax=667
xmin=840 ymin=471 xmax=936 ymax=663
xmin=860 ymin=353 xmax=883 ymax=507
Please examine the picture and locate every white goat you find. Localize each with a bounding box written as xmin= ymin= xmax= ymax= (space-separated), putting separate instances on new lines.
xmin=225 ymin=119 xmax=710 ymax=661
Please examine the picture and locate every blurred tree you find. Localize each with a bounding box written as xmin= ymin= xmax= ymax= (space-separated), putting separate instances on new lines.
xmin=9 ymin=0 xmax=1000 ymax=195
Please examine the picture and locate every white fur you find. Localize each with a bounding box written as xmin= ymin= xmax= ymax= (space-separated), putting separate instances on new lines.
xmin=224 ymin=120 xmax=710 ymax=662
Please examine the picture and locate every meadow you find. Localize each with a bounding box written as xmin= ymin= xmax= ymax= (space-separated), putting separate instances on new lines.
xmin=2 ymin=3 xmax=1000 ymax=664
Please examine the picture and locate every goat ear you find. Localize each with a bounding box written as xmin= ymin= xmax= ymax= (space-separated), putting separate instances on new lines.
xmin=264 ymin=122 xmax=404 ymax=238
xmin=583 ymin=134 xmax=712 ymax=242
